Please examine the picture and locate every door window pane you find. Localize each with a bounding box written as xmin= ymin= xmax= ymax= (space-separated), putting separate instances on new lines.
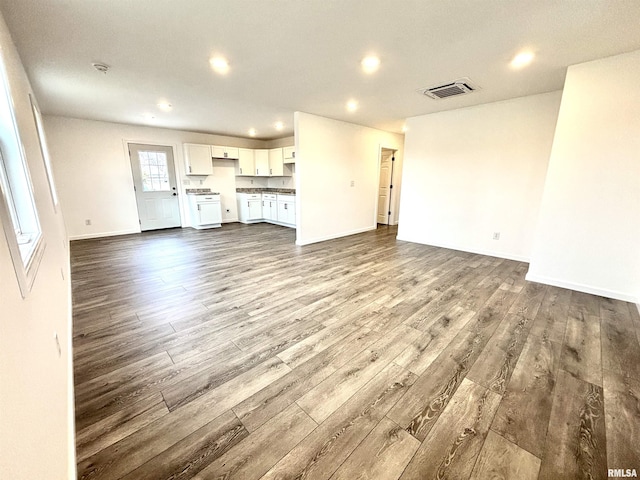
xmin=138 ymin=151 xmax=170 ymax=191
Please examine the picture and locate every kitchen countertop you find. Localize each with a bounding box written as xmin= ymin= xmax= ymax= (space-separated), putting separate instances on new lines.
xmin=236 ymin=188 xmax=296 ymax=194
xmin=186 ymin=188 xmax=220 ymax=195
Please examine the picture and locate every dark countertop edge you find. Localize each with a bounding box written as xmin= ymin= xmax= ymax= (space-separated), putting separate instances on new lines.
xmin=236 ymin=188 xmax=296 ymax=194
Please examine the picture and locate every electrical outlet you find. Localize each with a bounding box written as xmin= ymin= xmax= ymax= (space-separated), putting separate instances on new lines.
xmin=85 ymin=219 xmax=92 ymax=226
xmin=493 ymin=232 xmax=500 ymax=240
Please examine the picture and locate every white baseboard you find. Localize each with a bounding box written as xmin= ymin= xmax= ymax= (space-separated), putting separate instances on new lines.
xmin=296 ymin=225 xmax=376 ymax=246
xmin=525 ymin=272 xmax=639 ymax=303
xmin=394 ymin=236 xmax=530 ymax=263
xmin=264 ymin=219 xmax=295 ymax=229
xmin=69 ymin=228 xmax=140 ymax=241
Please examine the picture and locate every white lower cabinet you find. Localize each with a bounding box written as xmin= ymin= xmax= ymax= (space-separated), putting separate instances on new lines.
xmin=198 ymin=202 xmax=221 ymax=225
xmin=276 ymin=194 xmax=296 ymax=226
xmin=237 ymin=192 xmax=295 ymax=227
xmin=237 ymin=193 xmax=263 ymax=223
xmin=188 ymin=194 xmax=222 ymax=229
xmin=262 ymin=194 xmax=277 ymax=222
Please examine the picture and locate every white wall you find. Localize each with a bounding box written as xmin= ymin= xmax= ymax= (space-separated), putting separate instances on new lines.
xmin=43 ymin=116 xmax=268 ymax=239
xmin=527 ymin=50 xmax=640 ymax=303
xmin=294 ymin=112 xmax=404 ymax=245
xmin=397 ymin=92 xmax=562 ymax=262
xmin=0 ymin=12 xmax=75 ymax=479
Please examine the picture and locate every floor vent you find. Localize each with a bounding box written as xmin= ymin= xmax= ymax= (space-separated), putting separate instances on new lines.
xmin=418 ymin=78 xmax=478 ymax=100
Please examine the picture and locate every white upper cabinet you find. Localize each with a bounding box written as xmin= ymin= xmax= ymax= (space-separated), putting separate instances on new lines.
xmin=254 ymin=149 xmax=269 ymax=177
xmin=211 ymin=145 xmax=239 ymax=159
xmin=236 ymin=148 xmax=255 ymax=176
xmin=269 ymin=148 xmax=284 ymax=176
xmin=234 ymin=147 xmax=292 ymax=177
xmin=184 ymin=143 xmax=213 ymax=175
xmin=283 ymin=146 xmax=295 ymax=163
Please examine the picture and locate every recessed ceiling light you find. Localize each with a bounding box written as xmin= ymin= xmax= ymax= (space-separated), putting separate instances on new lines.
xmin=157 ymin=101 xmax=172 ymax=112
xmin=210 ymin=56 xmax=230 ymax=74
xmin=248 ymin=128 xmax=257 ymax=137
xmin=361 ymin=55 xmax=380 ymax=74
xmin=510 ymin=51 xmax=535 ymax=68
xmin=275 ymin=121 xmax=284 ymax=131
xmin=346 ymin=100 xmax=358 ymax=112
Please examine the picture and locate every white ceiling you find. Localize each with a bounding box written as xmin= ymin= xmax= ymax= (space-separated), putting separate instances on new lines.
xmin=2 ymin=0 xmax=640 ymax=140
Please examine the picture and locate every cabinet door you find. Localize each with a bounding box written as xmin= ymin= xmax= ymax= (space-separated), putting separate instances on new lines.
xmin=224 ymin=147 xmax=239 ymax=159
xmin=211 ymin=145 xmax=226 ymax=158
xmin=198 ymin=202 xmax=221 ymax=224
xmin=266 ymin=201 xmax=276 ymax=221
xmin=254 ymin=149 xmax=269 ymax=176
xmin=184 ymin=144 xmax=213 ymax=175
xmin=277 ymin=200 xmax=295 ymax=225
xmin=248 ymin=199 xmax=262 ymax=219
xmin=269 ymin=148 xmax=284 ymax=176
xmin=237 ymin=148 xmax=255 ymax=176
xmin=237 ymin=195 xmax=248 ymax=222
xmin=283 ymin=146 xmax=295 ymax=163
xmin=277 ymin=201 xmax=287 ymax=223
xmin=285 ymin=201 xmax=296 ymax=224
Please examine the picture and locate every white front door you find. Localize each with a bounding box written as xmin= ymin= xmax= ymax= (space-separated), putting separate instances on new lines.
xmin=377 ymin=150 xmax=394 ymax=224
xmin=128 ymin=143 xmax=181 ymax=231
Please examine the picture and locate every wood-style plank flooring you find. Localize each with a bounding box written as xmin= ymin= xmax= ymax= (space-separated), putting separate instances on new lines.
xmin=71 ymin=223 xmax=640 ymax=479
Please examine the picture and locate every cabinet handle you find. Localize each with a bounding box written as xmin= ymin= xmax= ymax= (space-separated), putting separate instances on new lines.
xmin=224 ymin=152 xmax=228 ymax=158
xmin=197 ymin=205 xmax=201 ymax=211
xmin=270 ymin=168 xmax=272 ymax=174
xmin=262 ymin=201 xmax=264 ymax=206
xmin=292 ymin=152 xmax=295 ymax=158
xmin=256 ymin=169 xmax=259 ymax=175
xmin=188 ymin=165 xmax=192 ymax=173
xmin=240 ymin=167 xmax=242 ymax=174
xmin=284 ymin=204 xmax=287 ymax=210
xmin=247 ymin=202 xmax=250 ymax=207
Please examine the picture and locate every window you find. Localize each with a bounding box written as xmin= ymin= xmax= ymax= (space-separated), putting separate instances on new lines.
xmin=0 ymin=49 xmax=44 ymax=297
xmin=138 ymin=150 xmax=170 ymax=192
xmin=30 ymin=94 xmax=58 ymax=209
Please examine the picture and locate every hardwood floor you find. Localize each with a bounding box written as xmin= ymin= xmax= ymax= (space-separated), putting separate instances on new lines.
xmin=71 ymin=223 xmax=640 ymax=479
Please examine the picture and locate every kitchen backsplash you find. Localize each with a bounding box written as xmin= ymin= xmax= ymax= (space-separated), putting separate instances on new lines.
xmin=235 ymin=176 xmax=269 ymax=188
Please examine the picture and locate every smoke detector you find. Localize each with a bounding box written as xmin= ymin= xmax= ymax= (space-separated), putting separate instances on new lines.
xmin=92 ymin=62 xmax=110 ymax=74
xmin=418 ymin=77 xmax=479 ymax=100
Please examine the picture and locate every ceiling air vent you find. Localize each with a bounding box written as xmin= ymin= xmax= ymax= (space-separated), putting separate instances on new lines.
xmin=418 ymin=78 xmax=478 ymax=100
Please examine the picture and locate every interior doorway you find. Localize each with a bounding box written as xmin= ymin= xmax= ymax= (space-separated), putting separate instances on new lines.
xmin=128 ymin=143 xmax=181 ymax=231
xmin=377 ymin=147 xmax=396 ymax=225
